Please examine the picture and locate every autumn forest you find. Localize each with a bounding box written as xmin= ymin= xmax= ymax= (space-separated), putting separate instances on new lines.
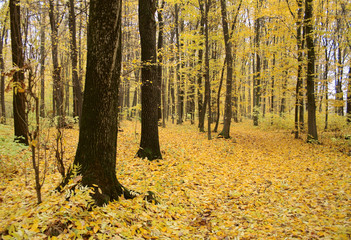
xmin=0 ymin=0 xmax=350 ymax=239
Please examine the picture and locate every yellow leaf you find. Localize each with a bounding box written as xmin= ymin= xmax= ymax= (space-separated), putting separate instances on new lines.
xmin=30 ymin=220 xmax=39 ymax=232
xmin=31 ymin=140 xmax=38 ymax=148
xmin=93 ymin=225 xmax=99 ymax=233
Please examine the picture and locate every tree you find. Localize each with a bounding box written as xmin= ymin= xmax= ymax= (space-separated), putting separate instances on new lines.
xmin=218 ymin=0 xmax=242 ymax=138
xmin=292 ymin=0 xmax=304 ymax=139
xmin=49 ymin=0 xmax=64 ymax=127
xmin=63 ymin=0 xmax=137 ymax=206
xmin=68 ymin=0 xmax=82 ymax=119
xmin=253 ymin=0 xmax=263 ymax=126
xmin=10 ymin=0 xmax=28 ymax=144
xmin=136 ymin=0 xmax=162 ymax=160
xmin=39 ymin=1 xmax=45 ymax=118
xmin=0 ymin=9 xmax=7 ymax=124
xmin=204 ymin=0 xmax=211 ymax=140
xmin=157 ymin=0 xmax=165 ymax=127
xmin=305 ymin=0 xmax=318 ymax=142
xmin=198 ymin=0 xmax=205 ymax=132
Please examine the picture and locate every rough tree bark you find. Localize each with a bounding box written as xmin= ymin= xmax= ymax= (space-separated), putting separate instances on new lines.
xmin=67 ymin=0 xmax=136 ymax=206
xmin=10 ymin=0 xmax=28 ymax=144
xmin=136 ymin=0 xmax=162 ymax=160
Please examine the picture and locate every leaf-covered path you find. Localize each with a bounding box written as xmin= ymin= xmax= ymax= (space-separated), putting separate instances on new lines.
xmin=1 ymin=121 xmax=350 ymax=239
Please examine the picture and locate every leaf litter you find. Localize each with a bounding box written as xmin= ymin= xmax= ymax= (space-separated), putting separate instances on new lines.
xmin=0 ymin=121 xmax=350 ymax=239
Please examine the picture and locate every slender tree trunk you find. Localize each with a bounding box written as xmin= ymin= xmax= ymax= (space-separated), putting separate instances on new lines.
xmin=253 ymin=2 xmax=262 ymax=126
xmin=280 ymin=72 xmax=288 ymax=116
xmin=136 ymin=0 xmax=162 ymax=160
xmin=214 ymin=58 xmax=225 ymax=133
xmin=175 ymin=4 xmax=184 ymax=125
xmin=157 ymin=0 xmax=165 ymax=127
xmin=198 ymin=0 xmax=205 ymax=132
xmin=218 ymin=0 xmax=233 ymax=138
xmin=324 ymin=49 xmax=330 ymax=129
xmin=204 ymin=0 xmax=211 ymax=140
xmin=294 ymin=0 xmax=303 ymax=138
xmin=335 ymin=46 xmax=344 ymax=116
xmin=49 ymin=0 xmax=64 ymax=127
xmin=40 ymin=2 xmax=45 ymax=118
xmin=0 ymin=18 xmax=7 ymax=124
xmin=305 ymin=0 xmax=318 ymax=142
xmin=10 ymin=0 xmax=28 ymax=144
xmin=347 ymin=63 xmax=351 ymax=123
xmin=69 ymin=0 xmax=83 ymax=119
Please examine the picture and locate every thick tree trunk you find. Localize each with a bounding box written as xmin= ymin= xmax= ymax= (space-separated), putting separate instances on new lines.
xmin=70 ymin=0 xmax=134 ymax=206
xmin=10 ymin=0 xmax=28 ymax=144
xmin=136 ymin=0 xmax=162 ymax=160
xmin=305 ymin=0 xmax=318 ymax=142
xmin=68 ymin=0 xmax=83 ymax=119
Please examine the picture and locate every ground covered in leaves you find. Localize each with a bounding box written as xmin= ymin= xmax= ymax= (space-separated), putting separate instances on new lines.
xmin=0 ymin=120 xmax=350 ymax=239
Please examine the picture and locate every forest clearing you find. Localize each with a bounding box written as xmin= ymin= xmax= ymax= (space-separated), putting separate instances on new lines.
xmin=1 ymin=120 xmax=350 ymax=239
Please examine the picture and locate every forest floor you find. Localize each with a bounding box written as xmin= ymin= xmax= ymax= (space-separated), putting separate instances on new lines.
xmin=0 ymin=120 xmax=350 ymax=239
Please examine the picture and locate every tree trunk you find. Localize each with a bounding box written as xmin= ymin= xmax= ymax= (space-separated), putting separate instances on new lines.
xmin=0 ymin=17 xmax=7 ymax=124
xmin=40 ymin=3 xmax=45 ymax=118
xmin=49 ymin=0 xmax=64 ymax=127
xmin=294 ymin=0 xmax=303 ymax=138
xmin=324 ymin=48 xmax=330 ymax=129
xmin=175 ymin=4 xmax=184 ymax=125
xmin=214 ymin=58 xmax=226 ymax=133
xmin=136 ymin=0 xmax=162 ymax=160
xmin=204 ymin=0 xmax=211 ymax=140
xmin=69 ymin=0 xmax=135 ymax=206
xmin=68 ymin=0 xmax=83 ymax=119
xmin=218 ymin=0 xmax=233 ymax=139
xmin=10 ymin=0 xmax=28 ymax=144
xmin=335 ymin=46 xmax=344 ymax=116
xmin=157 ymin=0 xmax=165 ymax=127
xmin=280 ymin=73 xmax=287 ymax=116
xmin=198 ymin=0 xmax=205 ymax=132
xmin=347 ymin=63 xmax=351 ymax=123
xmin=253 ymin=2 xmax=262 ymax=126
xmin=305 ymin=0 xmax=318 ymax=142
